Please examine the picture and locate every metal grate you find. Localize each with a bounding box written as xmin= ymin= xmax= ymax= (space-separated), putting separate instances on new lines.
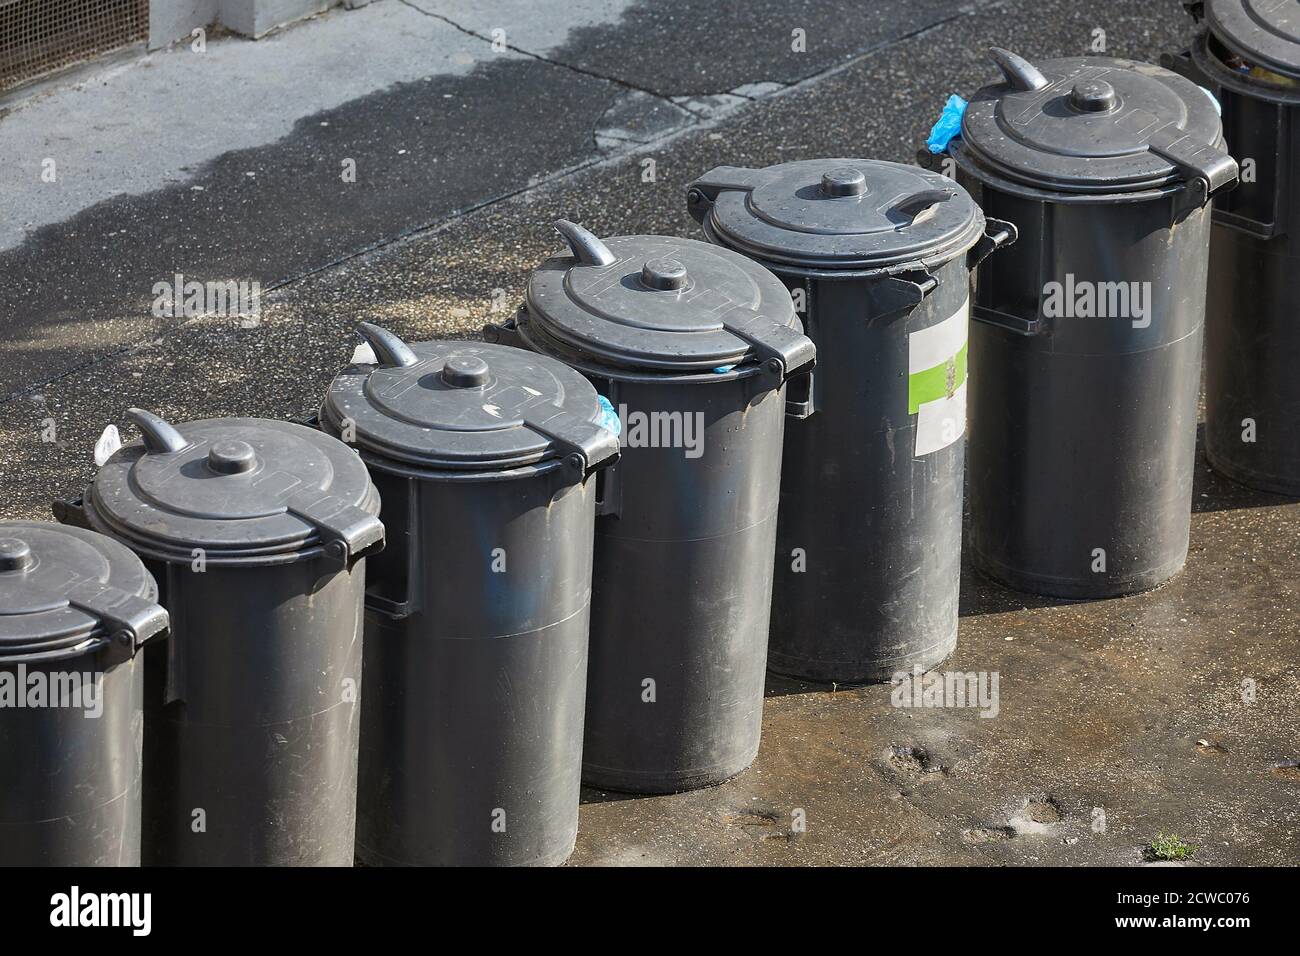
xmin=0 ymin=0 xmax=147 ymax=93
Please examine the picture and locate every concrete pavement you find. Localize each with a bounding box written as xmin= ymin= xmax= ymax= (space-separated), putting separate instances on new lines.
xmin=0 ymin=0 xmax=976 ymax=394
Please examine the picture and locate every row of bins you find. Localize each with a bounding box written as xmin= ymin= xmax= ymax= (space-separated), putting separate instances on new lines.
xmin=6 ymin=26 xmax=1296 ymax=865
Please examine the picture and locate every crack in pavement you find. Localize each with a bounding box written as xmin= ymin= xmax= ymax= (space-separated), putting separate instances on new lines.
xmin=395 ymin=0 xmax=713 ymax=118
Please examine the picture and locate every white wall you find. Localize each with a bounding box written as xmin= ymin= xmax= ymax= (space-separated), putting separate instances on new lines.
xmin=149 ymin=0 xmax=364 ymax=48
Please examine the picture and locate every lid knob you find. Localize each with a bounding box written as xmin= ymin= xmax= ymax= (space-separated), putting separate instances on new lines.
xmin=0 ymin=537 xmax=34 ymax=573
xmin=441 ymin=354 xmax=491 ymax=388
xmin=820 ymin=167 xmax=868 ymax=197
xmin=1070 ymin=79 xmax=1117 ymax=113
xmin=640 ymin=257 xmax=689 ymax=291
xmin=207 ymin=439 xmax=258 ymax=475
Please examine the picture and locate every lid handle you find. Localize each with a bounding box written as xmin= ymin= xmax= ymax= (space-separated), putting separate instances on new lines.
xmin=1147 ymin=128 xmax=1240 ymax=206
xmin=989 ymin=47 xmax=1049 ymax=92
xmin=522 ymin=404 xmax=621 ymax=480
xmin=686 ymin=166 xmax=765 ymax=223
xmin=64 ymin=579 xmax=170 ymax=663
xmin=892 ymin=188 xmax=956 ymax=224
xmin=287 ymin=490 xmax=386 ymax=568
xmin=356 ymin=322 xmax=420 ymax=369
xmin=554 ymin=219 xmax=617 ymax=267
xmin=126 ymin=408 xmax=188 ymax=455
xmin=720 ymin=307 xmax=817 ymax=394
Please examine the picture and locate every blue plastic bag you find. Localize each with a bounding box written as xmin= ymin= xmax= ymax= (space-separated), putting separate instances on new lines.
xmin=597 ymin=395 xmax=621 ymax=436
xmin=926 ymin=94 xmax=968 ymax=154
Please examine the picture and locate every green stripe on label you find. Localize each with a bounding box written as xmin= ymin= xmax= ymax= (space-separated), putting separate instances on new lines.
xmin=908 ymin=342 xmax=967 ymax=414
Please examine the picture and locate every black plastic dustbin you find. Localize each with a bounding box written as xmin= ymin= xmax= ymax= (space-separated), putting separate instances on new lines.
xmin=0 ymin=522 xmax=167 ymax=866
xmin=489 ymin=220 xmax=816 ymax=793
xmin=1169 ymin=0 xmax=1300 ymax=496
xmin=321 ymin=324 xmax=619 ymax=867
xmin=926 ymin=49 xmax=1238 ymax=598
xmin=689 ymin=159 xmax=1012 ymax=682
xmin=60 ymin=409 xmax=384 ymax=866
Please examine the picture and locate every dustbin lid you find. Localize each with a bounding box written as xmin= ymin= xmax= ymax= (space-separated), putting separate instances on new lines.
xmin=85 ymin=410 xmax=382 ymax=565
xmin=321 ymin=323 xmax=621 ymax=473
xmin=688 ymin=159 xmax=985 ymax=271
xmin=524 ymin=220 xmax=812 ymax=372
xmin=0 ymin=522 xmax=166 ymax=662
xmin=958 ymin=50 xmax=1233 ymax=195
xmin=1205 ymin=0 xmax=1300 ymax=81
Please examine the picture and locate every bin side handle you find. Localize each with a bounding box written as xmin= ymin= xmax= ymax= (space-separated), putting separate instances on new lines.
xmin=364 ymin=476 xmax=420 ymax=621
xmin=1214 ymin=208 xmax=1285 ymax=239
xmin=594 ymin=379 xmax=623 ymax=518
xmin=872 ymin=272 xmax=939 ymax=319
xmin=49 ymin=493 xmax=170 ymax=662
xmin=968 ymin=219 xmax=1018 ymax=269
xmin=784 ymin=369 xmax=815 ymax=420
xmin=1213 ymin=107 xmax=1290 ymax=239
xmin=785 ymin=278 xmax=818 ymax=419
xmin=365 ymin=592 xmax=412 ymax=619
xmin=971 ymin=305 xmax=1044 ymax=336
xmin=483 ymin=311 xmax=527 ymax=348
xmin=52 ymin=494 xmax=90 ymax=529
xmin=595 ymin=462 xmax=621 ymax=517
xmin=686 ymin=166 xmax=765 ymax=223
xmin=1159 ymin=50 xmax=1202 ymax=84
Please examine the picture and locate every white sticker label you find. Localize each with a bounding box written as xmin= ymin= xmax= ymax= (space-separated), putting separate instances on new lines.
xmin=908 ymin=300 xmax=969 ymax=457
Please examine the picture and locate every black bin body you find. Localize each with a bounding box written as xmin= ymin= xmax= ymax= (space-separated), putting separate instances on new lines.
xmin=578 ymin=371 xmax=785 ymax=791
xmin=1178 ymin=1 xmax=1300 ymax=496
xmin=66 ymin=410 xmax=384 ymax=866
xmin=932 ymin=50 xmax=1238 ymax=598
xmin=323 ymin=326 xmax=619 ymax=866
xmin=494 ymin=222 xmax=816 ymax=793
xmin=0 ymin=523 xmax=167 ymax=866
xmin=689 ymin=160 xmax=1011 ymax=683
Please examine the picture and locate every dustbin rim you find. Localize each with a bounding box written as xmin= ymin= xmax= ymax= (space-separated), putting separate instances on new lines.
xmin=1190 ymin=30 xmax=1300 ymax=104
xmin=689 ymin=158 xmax=987 ymax=272
xmin=942 ymin=140 xmax=1204 ymax=205
xmin=699 ymin=214 xmax=983 ymax=280
xmin=515 ymin=308 xmax=812 ymax=385
xmin=1203 ymin=0 xmax=1300 ymax=85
